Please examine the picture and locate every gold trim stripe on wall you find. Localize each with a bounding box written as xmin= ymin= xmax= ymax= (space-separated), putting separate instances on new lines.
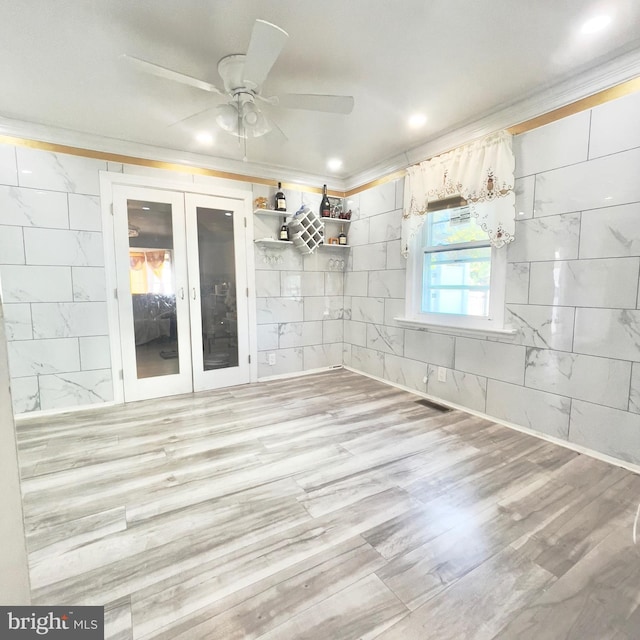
xmin=506 ymin=75 xmax=640 ymax=135
xmin=1 ymin=75 xmax=638 ymax=199
xmin=0 ymin=134 xmax=339 ymax=197
xmin=347 ymin=75 xmax=640 ymax=197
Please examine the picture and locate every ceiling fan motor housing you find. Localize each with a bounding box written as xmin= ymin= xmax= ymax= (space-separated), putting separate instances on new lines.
xmin=218 ymin=54 xmax=252 ymax=93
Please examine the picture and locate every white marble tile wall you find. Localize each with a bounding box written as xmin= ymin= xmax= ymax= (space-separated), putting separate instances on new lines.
xmin=455 ymin=338 xmax=526 ymax=385
xmin=505 ymin=262 xmax=530 ymax=304
xmin=569 ymin=401 xmax=640 ymax=465
xmin=383 ymin=354 xmax=426 ymax=393
xmin=513 ymin=110 xmax=590 ymax=179
xmin=506 ymin=213 xmax=580 ymax=263
xmin=253 ymin=185 xmax=346 ymax=379
xmin=528 ymin=257 xmax=639 ymax=308
xmin=0 ymin=226 xmax=25 ymax=264
xmin=0 ymin=146 xmax=112 ymax=412
xmin=16 ymin=147 xmax=105 ymax=195
xmin=31 ymin=302 xmax=109 ymax=338
xmin=2 ymin=304 xmax=32 ymax=341
xmin=0 ymin=146 xmax=351 ymax=405
xmin=589 ymin=89 xmax=640 ymax=160
xmin=504 ymin=304 xmax=575 ymax=351
xmin=38 ymin=370 xmax=113 ymax=411
xmin=485 ymin=380 xmax=570 ymax=440
xmin=534 ymin=146 xmax=640 ymax=218
xmin=426 ymin=365 xmax=487 ymax=413
xmin=579 ymin=203 xmax=640 ymax=259
xmin=514 ymin=175 xmax=535 ymax=220
xmin=4 ymin=89 xmax=640 ymax=464
xmin=344 ymin=91 xmax=640 ymax=465
xmin=366 ymin=324 xmax=404 ymax=356
xmin=0 ymin=146 xmax=17 ymax=185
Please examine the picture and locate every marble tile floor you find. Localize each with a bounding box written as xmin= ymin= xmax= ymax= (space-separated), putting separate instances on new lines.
xmin=15 ymin=369 xmax=640 ymax=639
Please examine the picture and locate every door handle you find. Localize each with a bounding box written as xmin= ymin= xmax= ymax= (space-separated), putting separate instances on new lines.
xmin=192 ymin=287 xmax=197 ymax=300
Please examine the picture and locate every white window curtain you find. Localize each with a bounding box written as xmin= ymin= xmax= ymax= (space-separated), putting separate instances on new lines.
xmin=401 ymin=130 xmax=516 ymax=256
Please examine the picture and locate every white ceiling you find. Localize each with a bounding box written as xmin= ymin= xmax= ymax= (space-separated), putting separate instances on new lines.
xmin=1 ymin=1 xmax=640 ymax=186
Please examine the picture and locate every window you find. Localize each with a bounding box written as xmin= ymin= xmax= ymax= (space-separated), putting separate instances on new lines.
xmin=405 ymin=197 xmax=506 ymax=332
xmin=129 ymin=249 xmax=174 ymax=295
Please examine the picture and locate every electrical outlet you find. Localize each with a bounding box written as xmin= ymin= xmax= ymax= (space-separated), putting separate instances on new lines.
xmin=268 ymin=353 xmax=276 ymax=366
xmin=437 ymin=367 xmax=447 ymax=383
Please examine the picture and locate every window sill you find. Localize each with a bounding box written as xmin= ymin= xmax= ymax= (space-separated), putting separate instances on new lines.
xmin=394 ymin=316 xmax=517 ymax=339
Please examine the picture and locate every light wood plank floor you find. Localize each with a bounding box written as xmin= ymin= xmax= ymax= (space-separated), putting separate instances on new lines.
xmin=16 ymin=369 xmax=640 ymax=639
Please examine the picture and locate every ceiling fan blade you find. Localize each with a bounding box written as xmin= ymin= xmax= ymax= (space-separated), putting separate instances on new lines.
xmin=168 ymin=104 xmax=221 ymax=127
xmin=275 ymin=93 xmax=355 ymax=114
xmin=242 ymin=19 xmax=288 ymax=89
xmin=122 ymin=54 xmax=225 ymax=95
xmin=261 ymin=112 xmax=288 ymax=142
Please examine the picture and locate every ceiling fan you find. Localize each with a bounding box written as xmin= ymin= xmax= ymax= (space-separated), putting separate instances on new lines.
xmin=123 ymin=19 xmax=354 ymax=141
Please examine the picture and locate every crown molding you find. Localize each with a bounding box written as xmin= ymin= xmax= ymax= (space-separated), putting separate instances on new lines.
xmin=2 ymin=47 xmax=639 ymax=197
xmin=0 ymin=116 xmax=348 ymax=193
xmin=344 ymin=47 xmax=640 ymax=192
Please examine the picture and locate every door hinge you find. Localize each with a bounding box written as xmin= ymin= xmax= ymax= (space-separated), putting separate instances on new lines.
xmin=244 ymin=217 xmax=247 ymax=228
xmin=248 ymin=355 xmax=251 ymax=364
xmin=114 ymin=288 xmax=118 ymax=300
xmin=118 ymin=369 xmax=124 ymax=380
xmin=246 ymin=287 xmax=249 ymax=297
xmin=110 ymin=203 xmax=114 ymax=216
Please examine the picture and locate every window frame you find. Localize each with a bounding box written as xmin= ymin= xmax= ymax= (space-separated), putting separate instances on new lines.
xmin=403 ymin=200 xmax=507 ymax=334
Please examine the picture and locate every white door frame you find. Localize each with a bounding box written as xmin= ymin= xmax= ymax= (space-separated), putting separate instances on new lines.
xmin=99 ymin=171 xmax=258 ymax=404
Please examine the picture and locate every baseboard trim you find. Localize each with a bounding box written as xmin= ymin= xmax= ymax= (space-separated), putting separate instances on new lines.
xmin=14 ymin=400 xmax=119 ymax=423
xmin=258 ymin=364 xmax=342 ymax=383
xmin=343 ymin=365 xmax=640 ymax=476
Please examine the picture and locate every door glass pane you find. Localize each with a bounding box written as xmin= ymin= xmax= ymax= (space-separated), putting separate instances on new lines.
xmin=197 ymin=207 xmax=238 ymax=370
xmin=127 ymin=200 xmax=179 ymax=379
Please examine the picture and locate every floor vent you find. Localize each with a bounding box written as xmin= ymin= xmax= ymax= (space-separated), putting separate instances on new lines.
xmin=415 ymin=398 xmax=453 ymax=412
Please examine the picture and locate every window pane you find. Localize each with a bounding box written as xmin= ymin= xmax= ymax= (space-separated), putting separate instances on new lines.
xmin=127 ymin=199 xmax=179 ymax=379
xmin=426 ymin=206 xmax=486 ymax=246
xmin=422 ymin=247 xmax=491 ymax=316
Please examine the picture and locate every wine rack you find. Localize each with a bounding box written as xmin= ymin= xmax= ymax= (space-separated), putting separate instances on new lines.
xmin=287 ymin=205 xmax=324 ymax=254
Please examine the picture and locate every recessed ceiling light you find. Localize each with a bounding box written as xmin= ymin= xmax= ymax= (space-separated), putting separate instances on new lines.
xmin=225 ymin=212 xmax=232 ymax=217
xmin=581 ymin=14 xmax=612 ymax=34
xmin=142 ymin=206 xmax=150 ymax=210
xmin=327 ymin=158 xmax=343 ymax=171
xmin=196 ymin=131 xmax=214 ymax=145
xmin=408 ymin=113 xmax=427 ymax=128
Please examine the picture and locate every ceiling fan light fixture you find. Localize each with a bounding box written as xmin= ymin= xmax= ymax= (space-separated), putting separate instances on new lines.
xmin=216 ymin=103 xmax=240 ymax=134
xmin=242 ymin=102 xmax=260 ymax=127
xmin=247 ymin=108 xmax=273 ymax=138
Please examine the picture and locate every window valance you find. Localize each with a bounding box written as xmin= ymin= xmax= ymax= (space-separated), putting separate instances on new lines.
xmin=401 ymin=130 xmax=516 ymax=256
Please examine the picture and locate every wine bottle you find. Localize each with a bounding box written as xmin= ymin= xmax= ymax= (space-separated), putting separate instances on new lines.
xmin=275 ymin=182 xmax=286 ymax=212
xmin=279 ymin=222 xmax=289 ymax=241
xmin=320 ymin=184 xmax=331 ymax=218
xmin=338 ymin=225 xmax=347 ymax=245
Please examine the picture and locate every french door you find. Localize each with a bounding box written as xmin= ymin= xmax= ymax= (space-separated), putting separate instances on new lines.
xmin=112 ymin=185 xmax=250 ymax=402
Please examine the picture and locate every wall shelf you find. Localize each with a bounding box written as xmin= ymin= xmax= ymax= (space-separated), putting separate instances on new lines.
xmin=254 ymin=239 xmax=292 ymax=246
xmin=320 ymin=243 xmax=350 ymax=249
xmin=254 ymin=208 xmax=288 ymax=217
xmin=321 ymin=217 xmax=352 ymax=225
